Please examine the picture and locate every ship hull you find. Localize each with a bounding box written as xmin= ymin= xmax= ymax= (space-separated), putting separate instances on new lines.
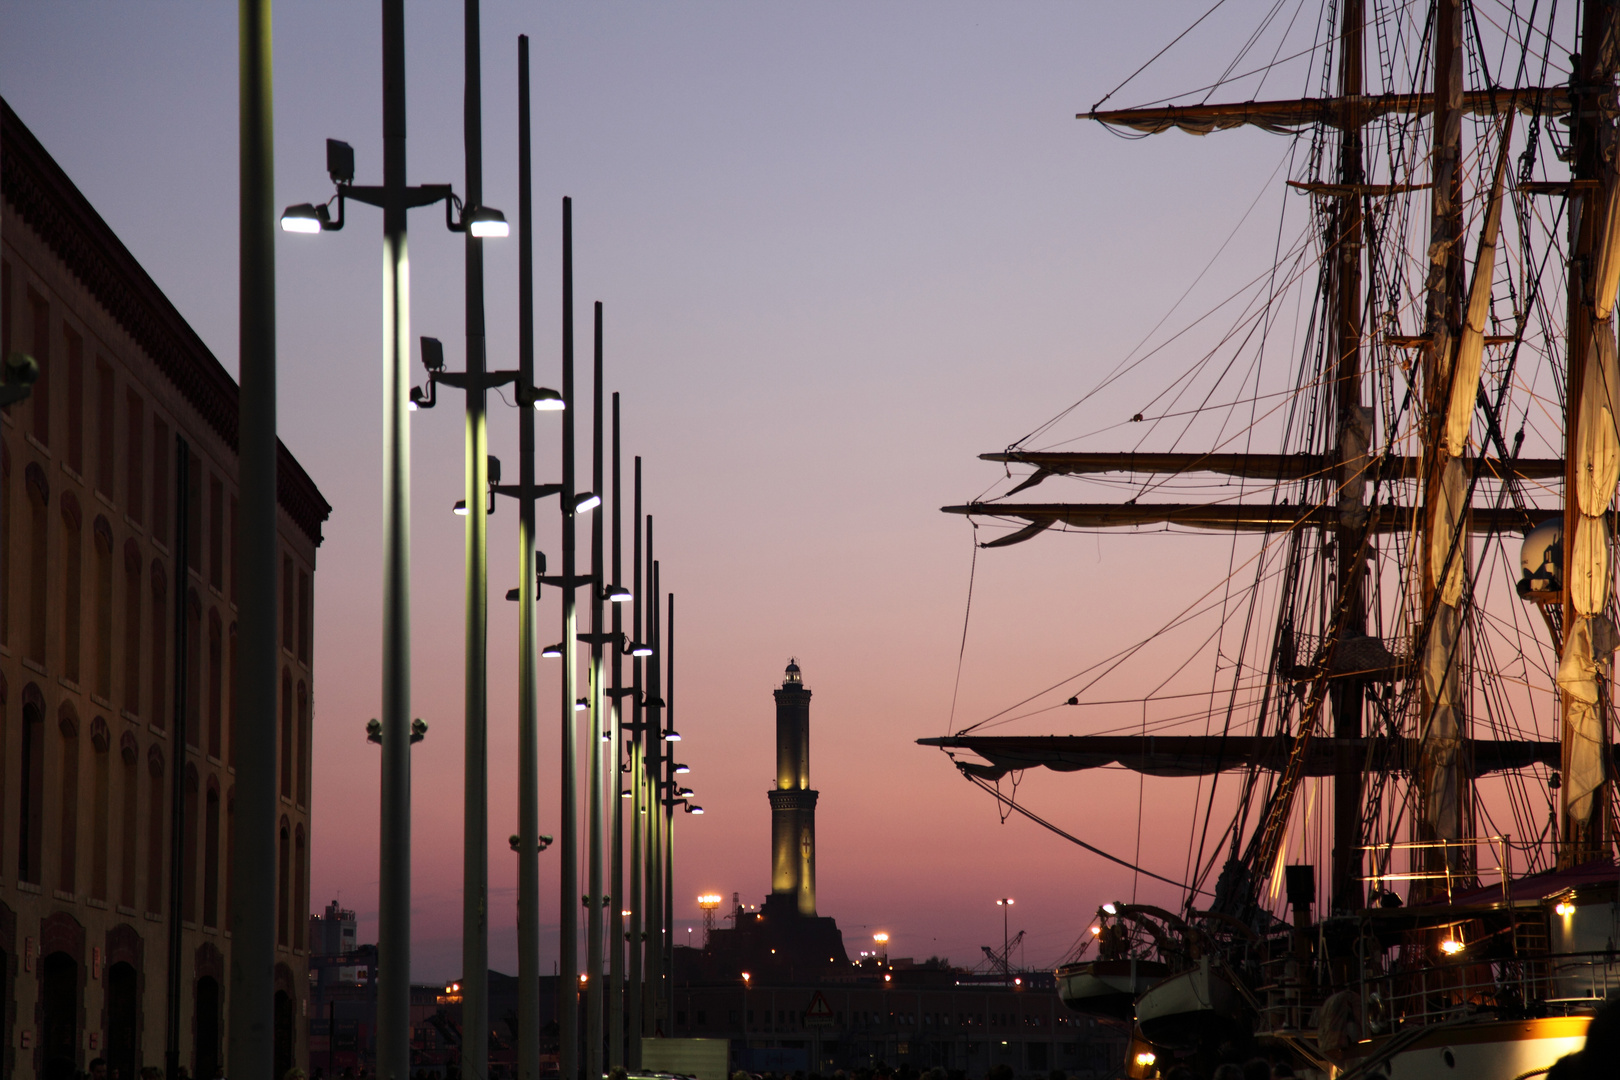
xmin=1134 ymin=957 xmax=1243 ymax=1049
xmin=1055 ymin=958 xmax=1170 ymax=1020
xmin=1372 ymin=1016 xmax=1588 ymax=1080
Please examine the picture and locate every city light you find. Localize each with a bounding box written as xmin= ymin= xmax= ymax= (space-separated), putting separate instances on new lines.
xmin=465 ymin=206 xmax=510 ymax=239
xmin=1090 ymin=925 xmax=1102 ymax=936
xmin=575 ymin=491 xmax=601 ymax=513
xmin=1102 ymin=902 xmax=1118 ymax=915
xmin=698 ymin=894 xmax=724 ymax=907
xmin=453 ymin=500 xmax=470 ymax=516
xmin=278 ymin=203 xmax=324 ymax=233
xmin=1440 ymin=939 xmax=1464 ymax=955
xmin=531 ymin=386 xmax=566 ymax=412
xmin=1556 ymin=899 xmax=1576 ymax=916
xmin=997 ymin=898 xmax=1014 ymax=907
xmin=673 ymin=763 xmax=691 ymax=774
xmin=741 ymin=972 xmax=751 ymax=983
xmin=541 ymin=643 xmax=563 ymax=659
xmin=873 ymin=932 xmax=890 ymax=944
xmin=1135 ymin=1052 xmax=1157 ymax=1068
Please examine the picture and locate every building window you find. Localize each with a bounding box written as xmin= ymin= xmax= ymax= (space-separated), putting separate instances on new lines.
xmin=182 ymin=764 xmax=199 ymax=923
xmin=228 ymin=623 xmax=237 ymax=768
xmin=119 ymin=733 xmax=138 ymax=909
xmin=282 ymin=554 xmax=294 ymax=651
xmin=147 ymin=745 xmax=165 ymax=914
xmin=65 ymin=322 xmax=84 ymax=473
xmin=296 ymin=681 xmax=309 ymax=808
xmin=203 ymin=780 xmax=221 ymax=928
xmin=2 ymin=437 xmax=11 ymax=647
xmin=29 ymin=288 xmax=49 ymax=447
xmin=280 ymin=668 xmax=293 ymax=800
xmin=19 ymin=691 xmax=44 ymax=883
xmin=0 ymin=673 xmax=8 ymax=872
xmin=26 ymin=462 xmax=49 ymax=665
xmin=186 ymin=589 xmax=201 ymax=748
xmin=122 ymin=540 xmax=142 ymax=716
xmin=58 ymin=705 xmax=81 ymax=893
xmin=91 ymin=717 xmax=111 ymax=902
xmin=228 ymin=495 xmax=238 ymax=604
xmin=152 ymin=418 xmax=169 ymax=545
xmin=294 ymin=824 xmax=307 ymax=950
xmin=149 ymin=561 xmax=167 ymax=728
xmin=209 ymin=475 xmax=223 ymax=591
xmin=94 ymin=516 xmax=114 ymax=699
xmin=278 ymin=817 xmax=291 ymax=946
xmin=297 ymin=568 xmax=311 ymax=666
xmin=61 ymin=492 xmax=83 ymax=684
xmin=96 ymin=356 xmax=115 ymax=498
xmin=186 ymin=451 xmax=202 ymax=574
xmin=207 ymin=611 xmax=223 ymax=758
xmin=126 ymin=391 xmax=144 ymax=526
xmin=225 ymin=787 xmax=234 ymax=931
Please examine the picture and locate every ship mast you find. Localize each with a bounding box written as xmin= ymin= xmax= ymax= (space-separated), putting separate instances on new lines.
xmin=1415 ymin=0 xmax=1472 ymax=889
xmin=1329 ymin=0 xmax=1369 ymax=914
xmin=1559 ymin=0 xmax=1620 ymax=866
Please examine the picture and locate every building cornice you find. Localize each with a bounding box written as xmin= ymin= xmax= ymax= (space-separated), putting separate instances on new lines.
xmin=1 ymin=97 xmax=331 ymax=547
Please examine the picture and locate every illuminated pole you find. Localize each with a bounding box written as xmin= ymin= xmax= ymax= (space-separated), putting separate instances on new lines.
xmin=663 ymin=593 xmax=676 ymax=992
xmin=460 ymin=4 xmax=490 ymax=1077
xmin=587 ymin=303 xmax=607 ymax=1080
xmin=996 ymin=898 xmax=1013 ymax=981
xmin=608 ymin=395 xmax=626 ymax=1067
xmin=230 ymin=1 xmax=277 ymax=1075
xmin=644 ymin=541 xmax=663 ymax=1034
xmin=627 ymin=459 xmax=645 ymax=1064
xmin=515 ymin=33 xmax=541 ymax=1080
xmin=558 ymin=196 xmax=580 ymax=1080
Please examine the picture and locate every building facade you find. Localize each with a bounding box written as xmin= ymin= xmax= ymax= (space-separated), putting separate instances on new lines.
xmin=1 ymin=98 xmax=330 ymax=1078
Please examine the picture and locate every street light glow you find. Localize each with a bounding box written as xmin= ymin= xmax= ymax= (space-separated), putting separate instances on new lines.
xmin=873 ymin=932 xmax=889 ymax=944
xmin=531 ymin=387 xmax=566 ymax=411
xmin=574 ymin=698 xmax=589 ymax=712
xmin=673 ymin=763 xmax=690 ymax=774
xmin=630 ymin=642 xmax=653 ymax=657
xmin=664 ymin=730 xmax=682 ymax=741
xmin=574 ymin=492 xmax=601 ymax=513
xmin=1102 ymin=902 xmax=1118 ymax=915
xmin=279 ymin=203 xmax=323 ymax=233
xmin=466 ymin=206 xmax=510 ymax=238
xmin=453 ymin=500 xmax=470 ymax=516
xmin=698 ymin=894 xmax=723 ymax=908
xmin=606 ymin=584 xmax=633 ymax=603
xmin=541 ymin=642 xmax=563 ymax=659
xmin=1440 ymin=939 xmax=1464 ymax=955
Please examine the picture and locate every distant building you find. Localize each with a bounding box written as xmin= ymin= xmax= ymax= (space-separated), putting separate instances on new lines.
xmin=2 ymin=97 xmax=331 ymax=1079
xmin=667 ymin=663 xmax=1123 ymax=1076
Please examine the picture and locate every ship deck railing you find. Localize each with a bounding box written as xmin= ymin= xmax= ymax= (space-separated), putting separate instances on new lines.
xmin=1352 ymin=949 xmax=1620 ymax=1031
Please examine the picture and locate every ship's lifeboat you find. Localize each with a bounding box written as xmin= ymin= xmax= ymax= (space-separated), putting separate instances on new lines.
xmin=1056 ymin=958 xmax=1170 ymax=1021
xmin=1134 ymin=955 xmax=1244 ymax=1049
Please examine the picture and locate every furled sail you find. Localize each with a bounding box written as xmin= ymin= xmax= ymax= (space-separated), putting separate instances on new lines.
xmin=1445 ymin=117 xmax=1513 ymax=457
xmin=1083 ymin=87 xmax=1568 ymax=136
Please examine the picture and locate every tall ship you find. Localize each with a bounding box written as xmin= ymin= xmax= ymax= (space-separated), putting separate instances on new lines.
xmin=923 ymin=2 xmax=1620 ymax=1076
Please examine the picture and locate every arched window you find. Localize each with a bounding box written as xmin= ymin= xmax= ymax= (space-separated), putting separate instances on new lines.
xmin=149 ymin=561 xmax=167 ymax=729
xmin=203 ymin=778 xmax=221 ymax=928
xmin=182 ymin=764 xmax=199 ymax=923
xmin=186 ymin=589 xmax=201 ymax=748
xmin=280 ymin=668 xmax=293 ymax=800
xmin=26 ymin=462 xmax=49 ymax=665
xmin=296 ymin=681 xmax=309 ymax=808
xmin=58 ymin=703 xmax=80 ymax=894
xmin=61 ymin=491 xmax=83 ymax=684
xmin=2 ymin=437 xmax=11 ymax=647
xmin=119 ymin=733 xmax=138 ymax=909
xmin=227 ymin=624 xmax=238 ymax=768
xmin=93 ymin=516 xmax=114 ymax=699
xmin=225 ymin=787 xmax=235 ymax=931
xmin=277 ymin=817 xmax=291 ymax=946
xmin=90 ymin=717 xmax=110 ymax=902
xmin=19 ymin=684 xmax=45 ymax=884
xmin=207 ymin=611 xmax=223 ymax=758
xmin=122 ymin=540 xmax=142 ymax=716
xmin=146 ymin=744 xmax=165 ymax=914
xmin=294 ymin=824 xmax=308 ymax=950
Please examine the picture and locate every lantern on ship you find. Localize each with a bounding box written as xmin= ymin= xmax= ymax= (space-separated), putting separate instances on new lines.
xmin=1518 ymin=518 xmax=1563 ymax=598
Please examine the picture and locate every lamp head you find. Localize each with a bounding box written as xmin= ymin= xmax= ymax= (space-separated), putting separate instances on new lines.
xmin=677 ymin=787 xmax=695 ymax=798
xmin=420 ymin=337 xmax=445 ymax=372
xmin=326 ymin=139 xmax=355 ymax=185
xmin=530 ymin=386 xmax=566 ymax=411
xmin=453 ymin=500 xmax=470 ymax=516
xmin=279 ymin=204 xmax=325 ymax=234
xmin=673 ymin=763 xmax=690 ymax=774
xmin=606 ymin=584 xmax=633 ymax=603
xmin=630 ymin=642 xmax=654 ymax=658
xmin=541 ymin=643 xmax=564 ymax=659
xmin=688 ymin=805 xmax=704 ymax=814
xmin=575 ymin=698 xmax=589 ymax=712
xmin=664 ymin=730 xmax=682 ymax=742
xmin=575 ymin=492 xmax=601 ymax=514
xmin=465 ymin=206 xmax=510 ymax=239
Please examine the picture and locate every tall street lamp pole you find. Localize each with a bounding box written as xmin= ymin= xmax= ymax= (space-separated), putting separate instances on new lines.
xmin=231 ymin=1 xmax=277 ymax=1076
xmin=587 ymin=303 xmax=608 ymax=1080
xmin=558 ymin=197 xmax=582 ymax=1080
xmin=663 ymin=593 xmax=677 ymax=991
xmin=461 ymin=5 xmax=490 ymax=1075
xmin=608 ymin=394 xmax=627 ymax=1067
xmin=627 ymin=459 xmax=645 ymax=1064
xmin=644 ymin=542 xmax=663 ymax=1034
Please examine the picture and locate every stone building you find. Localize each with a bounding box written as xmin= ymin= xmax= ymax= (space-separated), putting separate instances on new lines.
xmin=1 ymin=98 xmax=330 ymax=1078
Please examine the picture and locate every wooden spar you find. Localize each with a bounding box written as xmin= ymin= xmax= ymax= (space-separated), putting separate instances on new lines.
xmin=979 ymin=451 xmax=1564 ymax=481
xmin=1083 ymin=86 xmax=1569 ymax=135
xmin=942 ymin=501 xmax=1552 ymax=536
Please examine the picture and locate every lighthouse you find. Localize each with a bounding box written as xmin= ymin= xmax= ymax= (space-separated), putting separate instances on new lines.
xmin=769 ymin=659 xmax=818 ymax=916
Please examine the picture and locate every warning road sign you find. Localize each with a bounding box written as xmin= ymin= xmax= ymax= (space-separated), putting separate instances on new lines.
xmin=804 ymin=991 xmax=834 ymax=1027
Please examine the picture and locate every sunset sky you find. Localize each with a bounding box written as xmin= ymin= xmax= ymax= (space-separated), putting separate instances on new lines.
xmin=2 ymin=2 xmax=1350 ymax=982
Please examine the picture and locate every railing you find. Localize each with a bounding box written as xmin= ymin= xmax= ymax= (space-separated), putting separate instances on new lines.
xmin=1357 ymin=950 xmax=1620 ymax=1032
xmin=1359 ymin=835 xmax=1512 ymax=904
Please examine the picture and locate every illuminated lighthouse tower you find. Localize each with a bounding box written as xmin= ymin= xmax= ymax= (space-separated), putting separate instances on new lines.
xmin=769 ymin=660 xmax=818 ymax=916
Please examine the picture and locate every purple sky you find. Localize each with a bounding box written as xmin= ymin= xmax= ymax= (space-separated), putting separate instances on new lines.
xmin=3 ymin=2 xmax=1339 ymax=982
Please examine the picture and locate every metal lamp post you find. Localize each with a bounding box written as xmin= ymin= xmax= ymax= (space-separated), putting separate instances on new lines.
xmin=276 ymin=4 xmax=509 ymax=1073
